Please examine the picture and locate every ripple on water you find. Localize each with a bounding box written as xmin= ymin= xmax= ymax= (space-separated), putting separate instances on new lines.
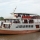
xmin=0 ymin=32 xmax=40 ymax=40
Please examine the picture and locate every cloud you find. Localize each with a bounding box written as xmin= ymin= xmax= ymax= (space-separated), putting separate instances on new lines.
xmin=1 ymin=0 xmax=40 ymax=7
xmin=0 ymin=2 xmax=10 ymax=6
xmin=0 ymin=0 xmax=40 ymax=17
xmin=0 ymin=0 xmax=20 ymax=6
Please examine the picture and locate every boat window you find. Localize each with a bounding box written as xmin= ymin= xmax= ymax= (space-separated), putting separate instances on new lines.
xmin=19 ymin=25 xmax=22 ymax=28
xmin=31 ymin=25 xmax=33 ymax=28
xmin=16 ymin=25 xmax=22 ymax=28
xmin=29 ymin=20 xmax=34 ymax=23
xmin=26 ymin=25 xmax=28 ymax=28
xmin=1 ymin=22 xmax=3 ymax=26
xmin=3 ymin=24 xmax=11 ymax=28
xmin=4 ymin=20 xmax=6 ymax=22
xmin=16 ymin=26 xmax=18 ymax=28
xmin=29 ymin=25 xmax=33 ymax=28
xmin=18 ymin=14 xmax=21 ymax=17
xmin=13 ymin=19 xmax=20 ymax=23
xmin=29 ymin=25 xmax=30 ymax=28
xmin=23 ymin=25 xmax=25 ymax=28
xmin=22 ymin=19 xmax=28 ymax=23
xmin=9 ymin=20 xmax=12 ymax=23
xmin=36 ymin=25 xmax=39 ymax=28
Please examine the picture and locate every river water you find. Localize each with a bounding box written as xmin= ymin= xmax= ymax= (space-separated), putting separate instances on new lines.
xmin=0 ymin=32 xmax=40 ymax=40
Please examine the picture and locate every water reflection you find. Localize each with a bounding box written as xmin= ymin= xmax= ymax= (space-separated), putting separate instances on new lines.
xmin=0 ymin=32 xmax=40 ymax=40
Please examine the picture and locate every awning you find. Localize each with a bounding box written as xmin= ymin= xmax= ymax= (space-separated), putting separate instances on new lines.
xmin=3 ymin=23 xmax=11 ymax=24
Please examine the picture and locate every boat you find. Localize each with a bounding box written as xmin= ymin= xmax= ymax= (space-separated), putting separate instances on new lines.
xmin=0 ymin=13 xmax=40 ymax=34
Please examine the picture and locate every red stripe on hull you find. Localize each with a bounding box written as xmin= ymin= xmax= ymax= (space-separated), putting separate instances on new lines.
xmin=0 ymin=30 xmax=39 ymax=34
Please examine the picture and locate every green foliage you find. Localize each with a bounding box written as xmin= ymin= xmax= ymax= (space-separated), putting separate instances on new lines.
xmin=0 ymin=17 xmax=4 ymax=20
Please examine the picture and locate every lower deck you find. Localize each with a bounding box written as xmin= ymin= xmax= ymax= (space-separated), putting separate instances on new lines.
xmin=0 ymin=23 xmax=40 ymax=30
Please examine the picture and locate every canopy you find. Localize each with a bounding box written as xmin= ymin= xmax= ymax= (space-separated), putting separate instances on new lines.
xmin=3 ymin=23 xmax=11 ymax=24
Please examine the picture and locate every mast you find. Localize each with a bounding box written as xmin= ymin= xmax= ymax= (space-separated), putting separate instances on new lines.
xmin=11 ymin=6 xmax=17 ymax=15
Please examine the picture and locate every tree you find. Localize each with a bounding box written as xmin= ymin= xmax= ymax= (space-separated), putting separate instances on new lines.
xmin=0 ymin=17 xmax=4 ymax=20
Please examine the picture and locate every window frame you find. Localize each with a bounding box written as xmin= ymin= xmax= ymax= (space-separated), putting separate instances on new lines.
xmin=29 ymin=19 xmax=34 ymax=23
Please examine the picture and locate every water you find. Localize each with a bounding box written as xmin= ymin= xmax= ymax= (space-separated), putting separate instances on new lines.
xmin=0 ymin=32 xmax=40 ymax=40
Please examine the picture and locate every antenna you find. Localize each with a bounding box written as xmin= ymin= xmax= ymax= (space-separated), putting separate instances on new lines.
xmin=13 ymin=6 xmax=17 ymax=13
xmin=11 ymin=6 xmax=17 ymax=15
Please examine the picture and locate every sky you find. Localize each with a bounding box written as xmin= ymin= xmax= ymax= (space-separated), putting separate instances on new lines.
xmin=0 ymin=0 xmax=40 ymax=17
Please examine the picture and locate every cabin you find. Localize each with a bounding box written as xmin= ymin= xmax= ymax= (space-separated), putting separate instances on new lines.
xmin=0 ymin=13 xmax=40 ymax=29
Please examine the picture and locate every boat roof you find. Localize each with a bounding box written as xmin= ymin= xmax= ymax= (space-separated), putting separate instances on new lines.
xmin=14 ymin=13 xmax=38 ymax=15
xmin=4 ymin=18 xmax=19 ymax=20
